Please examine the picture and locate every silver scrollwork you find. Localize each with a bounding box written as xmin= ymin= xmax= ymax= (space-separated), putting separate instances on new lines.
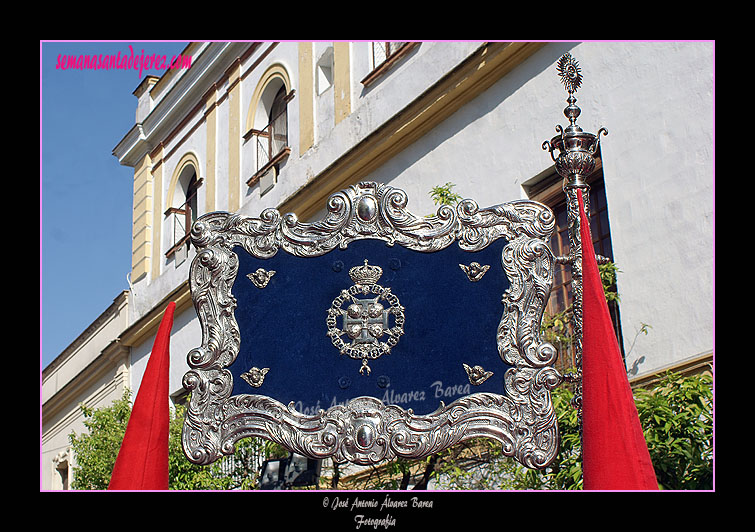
xmin=182 ymin=181 xmax=560 ymax=469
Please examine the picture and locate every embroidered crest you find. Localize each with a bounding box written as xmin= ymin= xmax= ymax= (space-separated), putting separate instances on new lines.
xmin=326 ymin=260 xmax=405 ymax=375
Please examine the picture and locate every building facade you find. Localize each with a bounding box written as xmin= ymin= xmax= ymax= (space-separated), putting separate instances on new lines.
xmin=41 ymin=41 xmax=714 ymax=490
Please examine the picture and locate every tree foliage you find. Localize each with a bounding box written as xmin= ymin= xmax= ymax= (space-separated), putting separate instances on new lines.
xmin=68 ymin=390 xmax=292 ymax=490
xmin=429 ymin=182 xmax=462 ymax=208
xmin=70 ymin=391 xmax=229 ymax=490
xmin=634 ymin=371 xmax=713 ymax=490
xmin=168 ymin=402 xmax=230 ymax=490
xmin=68 ymin=390 xmax=132 ymax=490
xmin=344 ymin=371 xmax=712 ymax=490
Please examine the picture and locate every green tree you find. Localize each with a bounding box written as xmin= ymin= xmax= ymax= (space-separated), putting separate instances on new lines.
xmin=634 ymin=371 xmax=713 ymax=490
xmin=68 ymin=390 xmax=132 ymax=490
xmin=543 ymin=371 xmax=713 ymax=490
xmin=424 ymin=385 xmax=582 ymax=490
xmin=168 ymin=402 xmax=230 ymax=490
xmin=69 ymin=390 xmax=235 ymax=490
xmin=429 ymin=182 xmax=462 ymax=208
xmin=427 ymin=371 xmax=713 ymax=491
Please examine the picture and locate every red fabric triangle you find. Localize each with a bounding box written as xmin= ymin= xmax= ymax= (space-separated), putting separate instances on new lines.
xmin=578 ymin=190 xmax=657 ymax=490
xmin=108 ymin=302 xmax=175 ymax=490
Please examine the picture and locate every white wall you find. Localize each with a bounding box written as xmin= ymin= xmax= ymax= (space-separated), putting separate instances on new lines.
xmin=586 ymin=42 xmax=714 ymax=374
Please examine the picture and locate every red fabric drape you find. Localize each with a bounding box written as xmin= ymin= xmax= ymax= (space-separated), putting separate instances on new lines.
xmin=578 ymin=190 xmax=658 ymax=490
xmin=108 ymin=302 xmax=175 ymax=490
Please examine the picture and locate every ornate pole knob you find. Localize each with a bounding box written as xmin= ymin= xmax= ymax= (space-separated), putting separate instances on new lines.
xmin=542 ymin=53 xmax=608 ymax=190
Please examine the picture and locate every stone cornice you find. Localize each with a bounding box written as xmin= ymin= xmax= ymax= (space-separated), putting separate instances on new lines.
xmin=42 ymin=336 xmax=129 ymax=422
xmin=42 ymin=283 xmax=193 ymax=417
xmin=629 ymin=352 xmax=713 ymax=389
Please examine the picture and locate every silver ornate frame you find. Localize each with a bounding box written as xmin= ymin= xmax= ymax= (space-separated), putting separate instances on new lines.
xmin=182 ymin=181 xmax=562 ymax=468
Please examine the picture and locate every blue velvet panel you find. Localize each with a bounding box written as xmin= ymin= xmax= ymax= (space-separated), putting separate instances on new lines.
xmin=229 ymin=238 xmax=511 ymax=416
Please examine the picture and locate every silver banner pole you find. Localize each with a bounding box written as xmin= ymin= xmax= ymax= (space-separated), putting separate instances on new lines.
xmin=543 ymin=53 xmax=608 ymax=448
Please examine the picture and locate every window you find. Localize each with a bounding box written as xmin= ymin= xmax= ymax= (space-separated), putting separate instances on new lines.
xmin=360 ymin=42 xmax=419 ymax=87
xmin=316 ymin=46 xmax=334 ymax=95
xmin=245 ymin=82 xmax=293 ymax=190
xmin=166 ymin=163 xmax=202 ymax=263
xmin=268 ymin=86 xmax=289 ymax=161
xmin=372 ymin=42 xmax=407 ymax=68
xmin=171 ymin=390 xmax=189 ymax=410
xmin=525 ymin=167 xmax=624 ymax=371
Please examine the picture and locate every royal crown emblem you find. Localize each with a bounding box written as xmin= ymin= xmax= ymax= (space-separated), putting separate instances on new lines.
xmin=349 ymin=260 xmax=383 ymax=286
xmin=326 ymin=260 xmax=405 ymax=375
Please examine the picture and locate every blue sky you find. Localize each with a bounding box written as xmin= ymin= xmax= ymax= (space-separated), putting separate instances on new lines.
xmin=41 ymin=41 xmax=189 ymax=369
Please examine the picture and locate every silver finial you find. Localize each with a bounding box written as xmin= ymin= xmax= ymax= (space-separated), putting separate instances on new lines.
xmin=557 ymin=52 xmax=582 ymax=94
xmin=542 ymin=53 xmax=608 ymax=188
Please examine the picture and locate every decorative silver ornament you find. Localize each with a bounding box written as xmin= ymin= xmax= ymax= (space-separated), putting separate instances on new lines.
xmin=463 ymin=363 xmax=494 ymax=385
xmin=182 ymin=181 xmax=560 ymax=468
xmin=543 ymin=53 xmax=608 ymax=189
xmin=247 ymin=268 xmax=276 ymax=288
xmin=543 ymin=53 xmax=610 ymax=444
xmin=241 ymin=367 xmax=269 ymax=388
xmin=556 ymin=52 xmax=582 ymax=94
xmin=326 ymin=260 xmax=405 ymax=375
xmin=459 ymin=261 xmax=490 ymax=282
